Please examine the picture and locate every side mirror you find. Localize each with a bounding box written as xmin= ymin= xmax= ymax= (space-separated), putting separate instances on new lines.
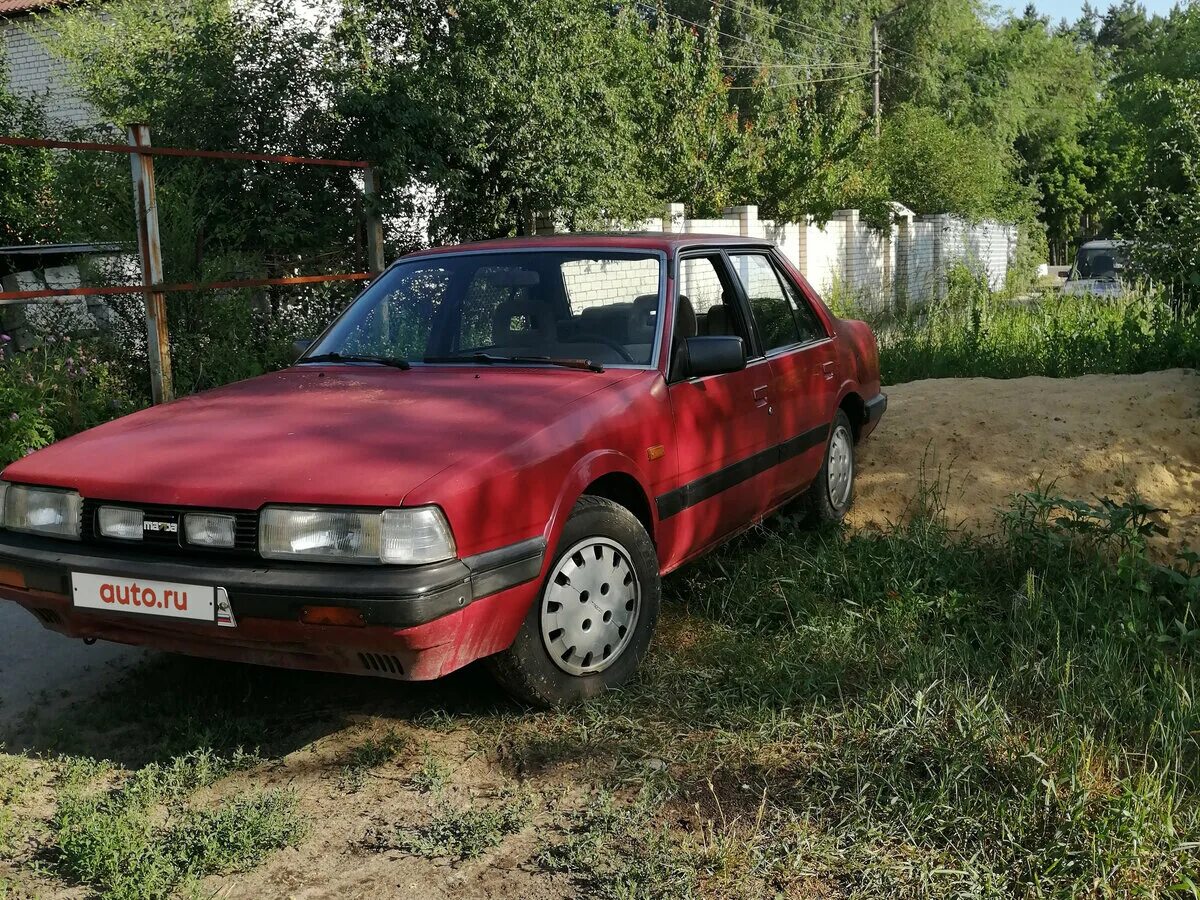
xmin=683 ymin=335 xmax=746 ymax=378
xmin=292 ymin=338 xmax=313 ymax=361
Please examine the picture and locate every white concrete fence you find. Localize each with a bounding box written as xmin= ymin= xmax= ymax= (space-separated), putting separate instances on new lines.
xmin=540 ymin=202 xmax=1018 ymax=310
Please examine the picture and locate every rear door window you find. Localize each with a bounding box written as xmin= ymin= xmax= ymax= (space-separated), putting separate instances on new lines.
xmin=728 ymin=253 xmax=802 ymax=352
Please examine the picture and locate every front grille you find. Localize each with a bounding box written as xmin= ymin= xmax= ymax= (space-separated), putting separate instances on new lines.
xmin=81 ymin=499 xmax=258 ymax=558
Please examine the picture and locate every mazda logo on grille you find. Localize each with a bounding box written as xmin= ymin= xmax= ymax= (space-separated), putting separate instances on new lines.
xmin=143 ymin=520 xmax=178 ymax=533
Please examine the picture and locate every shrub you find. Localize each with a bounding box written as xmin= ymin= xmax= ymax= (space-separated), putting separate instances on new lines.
xmin=0 ymin=333 xmax=132 ymax=468
xmin=835 ymin=269 xmax=1200 ymax=384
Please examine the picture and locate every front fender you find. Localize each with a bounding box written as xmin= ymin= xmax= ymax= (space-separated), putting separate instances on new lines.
xmin=542 ymin=450 xmax=657 ymax=557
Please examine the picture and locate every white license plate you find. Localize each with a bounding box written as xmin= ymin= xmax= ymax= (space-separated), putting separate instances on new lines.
xmin=71 ymin=572 xmax=216 ymax=622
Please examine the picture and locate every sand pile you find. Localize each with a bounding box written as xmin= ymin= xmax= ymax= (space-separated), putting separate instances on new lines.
xmin=850 ymin=369 xmax=1200 ymax=554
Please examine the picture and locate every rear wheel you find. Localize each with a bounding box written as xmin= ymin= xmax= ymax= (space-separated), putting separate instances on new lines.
xmin=800 ymin=408 xmax=856 ymax=526
xmin=488 ymin=496 xmax=660 ymax=707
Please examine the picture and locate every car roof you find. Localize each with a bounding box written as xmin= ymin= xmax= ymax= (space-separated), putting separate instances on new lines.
xmin=402 ymin=232 xmax=776 ymax=259
xmin=1078 ymin=239 xmax=1127 ymax=250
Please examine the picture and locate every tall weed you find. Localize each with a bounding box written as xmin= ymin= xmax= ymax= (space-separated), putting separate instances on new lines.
xmin=833 ymin=267 xmax=1200 ymax=383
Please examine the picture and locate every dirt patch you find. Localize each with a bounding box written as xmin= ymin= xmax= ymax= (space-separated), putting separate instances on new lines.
xmin=850 ymin=368 xmax=1200 ymax=553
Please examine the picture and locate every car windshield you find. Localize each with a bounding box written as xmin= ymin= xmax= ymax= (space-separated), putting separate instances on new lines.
xmin=1072 ymin=246 xmax=1127 ymax=280
xmin=304 ymin=250 xmax=664 ymax=368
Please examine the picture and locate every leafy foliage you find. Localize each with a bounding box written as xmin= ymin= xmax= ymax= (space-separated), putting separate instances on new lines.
xmin=51 ymin=748 xmax=302 ymax=900
xmin=0 ymin=333 xmax=129 ymax=467
xmin=334 ymin=0 xmax=660 ymax=241
xmin=871 ymin=105 xmax=1027 ymax=222
xmin=0 ymin=54 xmax=57 ymax=246
xmin=833 ymin=266 xmax=1200 ymax=384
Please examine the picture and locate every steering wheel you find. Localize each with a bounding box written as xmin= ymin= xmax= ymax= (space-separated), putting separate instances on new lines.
xmin=564 ymin=333 xmax=635 ymax=363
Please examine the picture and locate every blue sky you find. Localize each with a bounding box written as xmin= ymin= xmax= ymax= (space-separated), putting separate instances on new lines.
xmin=1002 ymin=0 xmax=1182 ymax=22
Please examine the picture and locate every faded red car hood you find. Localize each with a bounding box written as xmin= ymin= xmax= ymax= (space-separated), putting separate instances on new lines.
xmin=2 ymin=366 xmax=632 ymax=509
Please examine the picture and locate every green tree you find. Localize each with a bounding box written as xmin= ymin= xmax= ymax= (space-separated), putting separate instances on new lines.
xmin=334 ymin=0 xmax=657 ymax=241
xmin=47 ymin=0 xmax=360 ymax=281
xmin=872 ymin=105 xmax=1026 ymax=221
xmin=635 ymin=7 xmax=749 ymax=216
xmin=0 ymin=53 xmax=58 ymax=246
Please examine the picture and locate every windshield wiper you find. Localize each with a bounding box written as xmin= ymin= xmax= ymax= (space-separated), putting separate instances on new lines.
xmin=423 ymin=353 xmax=604 ymax=373
xmin=300 ymin=352 xmax=411 ymax=370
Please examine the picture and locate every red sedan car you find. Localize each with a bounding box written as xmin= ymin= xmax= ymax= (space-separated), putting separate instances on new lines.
xmin=0 ymin=235 xmax=884 ymax=705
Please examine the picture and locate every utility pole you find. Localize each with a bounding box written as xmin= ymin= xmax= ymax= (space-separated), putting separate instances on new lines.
xmin=872 ymin=19 xmax=881 ymax=141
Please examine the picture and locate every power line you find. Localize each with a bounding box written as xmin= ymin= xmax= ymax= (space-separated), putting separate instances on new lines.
xmin=726 ymin=69 xmax=875 ymax=90
xmin=640 ymin=4 xmax=882 ymax=94
xmin=710 ymin=0 xmax=872 ymax=57
xmin=881 ymin=41 xmax=922 ymax=63
xmin=706 ymin=0 xmax=920 ymax=78
xmin=721 ymin=55 xmax=873 ymax=69
xmin=644 ymin=4 xmax=844 ymax=70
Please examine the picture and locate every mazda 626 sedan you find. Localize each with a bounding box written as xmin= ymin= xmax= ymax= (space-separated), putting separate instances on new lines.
xmin=0 ymin=234 xmax=885 ymax=705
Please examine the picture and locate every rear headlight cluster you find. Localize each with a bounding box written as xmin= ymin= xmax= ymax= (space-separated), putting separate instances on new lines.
xmin=0 ymin=481 xmax=82 ymax=540
xmin=259 ymin=506 xmax=455 ymax=565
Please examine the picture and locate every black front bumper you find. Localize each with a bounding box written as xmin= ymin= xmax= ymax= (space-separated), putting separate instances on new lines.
xmin=0 ymin=532 xmax=546 ymax=628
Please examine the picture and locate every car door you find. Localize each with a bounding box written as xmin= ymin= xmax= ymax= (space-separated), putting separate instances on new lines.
xmin=727 ymin=250 xmax=837 ymax=506
xmin=662 ymin=252 xmax=775 ymax=558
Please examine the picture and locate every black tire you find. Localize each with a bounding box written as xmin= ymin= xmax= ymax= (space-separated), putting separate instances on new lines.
xmin=800 ymin=408 xmax=856 ymax=526
xmin=488 ymin=495 xmax=661 ymax=707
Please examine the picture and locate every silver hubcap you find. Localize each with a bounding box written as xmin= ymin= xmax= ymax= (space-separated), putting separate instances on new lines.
xmin=827 ymin=424 xmax=853 ymax=509
xmin=541 ymin=537 xmax=640 ymax=676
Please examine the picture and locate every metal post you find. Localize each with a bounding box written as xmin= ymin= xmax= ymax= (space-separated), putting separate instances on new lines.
xmin=872 ymin=20 xmax=881 ymax=141
xmin=127 ymin=123 xmax=174 ymax=404
xmin=363 ymin=166 xmax=386 ymax=274
xmin=362 ymin=165 xmax=389 ymax=341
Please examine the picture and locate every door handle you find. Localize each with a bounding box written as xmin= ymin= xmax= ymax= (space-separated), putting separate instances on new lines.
xmin=753 ymin=384 xmax=769 ymax=408
xmin=821 ymin=361 xmax=835 ymax=380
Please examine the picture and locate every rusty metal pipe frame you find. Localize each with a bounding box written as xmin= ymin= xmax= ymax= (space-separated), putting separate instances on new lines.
xmin=0 ymin=272 xmax=374 ymax=305
xmin=0 ymin=135 xmax=371 ymax=169
xmin=1 ymin=128 xmax=383 ymax=406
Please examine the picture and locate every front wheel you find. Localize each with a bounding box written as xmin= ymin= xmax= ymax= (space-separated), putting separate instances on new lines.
xmin=488 ymin=496 xmax=661 ymax=707
xmin=800 ymin=408 xmax=856 ymax=526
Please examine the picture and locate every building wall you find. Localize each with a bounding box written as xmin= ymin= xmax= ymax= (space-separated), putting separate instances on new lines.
xmin=2 ymin=14 xmax=98 ymax=129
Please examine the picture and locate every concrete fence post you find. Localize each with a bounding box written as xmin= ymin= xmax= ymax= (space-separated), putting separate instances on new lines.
xmin=723 ymin=205 xmax=759 ymax=237
xmin=892 ymin=205 xmax=914 ymax=312
xmin=664 ymin=203 xmax=686 ymax=234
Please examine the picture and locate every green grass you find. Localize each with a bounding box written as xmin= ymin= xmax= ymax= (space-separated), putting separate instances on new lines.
xmin=5 ymin=483 xmax=1199 ymax=897
xmin=338 ymin=728 xmax=410 ymax=792
xmin=831 ymin=269 xmax=1200 ymax=384
xmin=0 ymin=753 xmax=37 ymax=856
xmin=409 ymin=747 xmax=451 ymax=795
xmin=365 ymin=793 xmax=530 ymax=862
xmin=49 ymin=749 xmax=304 ymax=900
xmin=511 ymin=489 xmax=1200 ymax=897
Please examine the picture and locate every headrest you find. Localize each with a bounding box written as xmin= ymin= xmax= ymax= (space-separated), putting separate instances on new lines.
xmin=630 ymin=294 xmax=659 ymax=341
xmin=705 ymin=303 xmax=732 ymax=336
xmin=492 ymin=296 xmax=555 ymax=345
xmin=674 ymin=294 xmax=697 ymax=340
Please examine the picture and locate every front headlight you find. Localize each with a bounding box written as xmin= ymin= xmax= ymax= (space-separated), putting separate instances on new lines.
xmin=258 ymin=505 xmax=456 ymax=565
xmin=1 ymin=482 xmax=83 ymax=540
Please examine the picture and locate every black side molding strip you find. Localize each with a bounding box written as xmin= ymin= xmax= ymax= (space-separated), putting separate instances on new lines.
xmin=656 ymin=422 xmax=829 ymax=520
